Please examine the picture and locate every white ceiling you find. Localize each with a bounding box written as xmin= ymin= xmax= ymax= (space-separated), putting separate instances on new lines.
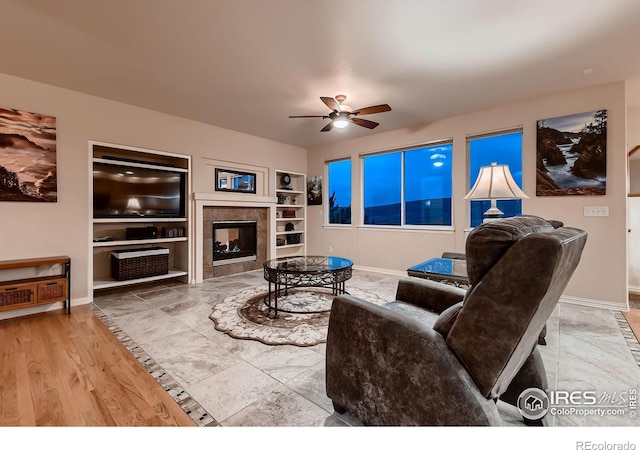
xmin=1 ymin=0 xmax=639 ymax=149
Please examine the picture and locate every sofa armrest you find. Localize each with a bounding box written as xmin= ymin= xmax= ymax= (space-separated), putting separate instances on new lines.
xmin=326 ymin=294 xmax=501 ymax=426
xmin=396 ymin=276 xmax=466 ymax=313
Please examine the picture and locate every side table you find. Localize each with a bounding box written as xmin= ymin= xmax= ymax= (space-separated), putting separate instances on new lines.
xmin=407 ymin=257 xmax=470 ymax=288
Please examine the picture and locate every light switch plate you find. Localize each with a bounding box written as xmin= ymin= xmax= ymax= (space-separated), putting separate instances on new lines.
xmin=584 ymin=206 xmax=609 ymax=216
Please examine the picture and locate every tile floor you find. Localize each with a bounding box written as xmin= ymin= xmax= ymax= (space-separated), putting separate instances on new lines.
xmin=93 ymin=270 xmax=640 ymax=427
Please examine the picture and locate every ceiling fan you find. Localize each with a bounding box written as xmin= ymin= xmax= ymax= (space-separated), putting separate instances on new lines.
xmin=289 ymin=95 xmax=392 ymax=132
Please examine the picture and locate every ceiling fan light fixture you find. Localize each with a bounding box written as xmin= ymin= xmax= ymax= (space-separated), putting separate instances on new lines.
xmin=289 ymin=96 xmax=390 ymax=132
xmin=333 ymin=114 xmax=350 ymax=128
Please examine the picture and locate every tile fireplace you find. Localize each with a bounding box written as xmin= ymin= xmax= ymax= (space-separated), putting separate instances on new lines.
xmin=193 ymin=192 xmax=277 ymax=282
xmin=198 ymin=201 xmax=273 ymax=280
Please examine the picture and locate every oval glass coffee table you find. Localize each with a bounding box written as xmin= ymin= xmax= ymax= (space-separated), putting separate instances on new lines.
xmin=263 ymin=255 xmax=353 ymax=316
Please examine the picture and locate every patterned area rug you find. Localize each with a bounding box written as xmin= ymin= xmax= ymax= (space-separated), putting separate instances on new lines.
xmin=210 ymin=286 xmax=387 ymax=346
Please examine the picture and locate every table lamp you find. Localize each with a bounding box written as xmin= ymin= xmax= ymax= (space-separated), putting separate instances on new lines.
xmin=464 ymin=162 xmax=529 ymax=222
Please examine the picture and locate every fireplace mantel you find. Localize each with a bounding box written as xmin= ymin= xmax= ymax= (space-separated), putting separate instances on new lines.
xmin=193 ymin=192 xmax=277 ymax=204
xmin=193 ymin=192 xmax=278 ymax=283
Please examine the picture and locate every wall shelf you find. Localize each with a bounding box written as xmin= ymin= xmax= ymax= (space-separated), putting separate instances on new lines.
xmin=92 ymin=270 xmax=188 ymax=290
xmin=92 ymin=237 xmax=188 ymax=248
xmin=93 ymin=218 xmax=187 ymax=224
xmin=275 ymin=243 xmax=304 ymax=249
xmin=92 ymin=157 xmax=188 ymax=173
xmin=276 ymin=189 xmax=304 ymax=195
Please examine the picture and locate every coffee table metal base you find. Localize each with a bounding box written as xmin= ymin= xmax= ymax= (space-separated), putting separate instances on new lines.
xmin=263 ymin=256 xmax=353 ymax=317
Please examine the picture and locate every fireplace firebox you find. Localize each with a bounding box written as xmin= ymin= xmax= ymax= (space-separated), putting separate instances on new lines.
xmin=212 ymin=221 xmax=257 ymax=266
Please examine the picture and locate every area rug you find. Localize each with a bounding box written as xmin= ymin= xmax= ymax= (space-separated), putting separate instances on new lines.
xmin=209 ymin=286 xmax=387 ymax=346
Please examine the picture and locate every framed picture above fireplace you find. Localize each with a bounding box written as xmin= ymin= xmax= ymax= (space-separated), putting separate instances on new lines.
xmin=215 ymin=168 xmax=256 ymax=194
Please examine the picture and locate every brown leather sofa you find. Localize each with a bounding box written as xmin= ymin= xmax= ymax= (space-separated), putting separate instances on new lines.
xmin=325 ymin=215 xmax=587 ymax=425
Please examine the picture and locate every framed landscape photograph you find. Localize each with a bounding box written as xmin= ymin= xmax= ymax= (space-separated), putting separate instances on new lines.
xmin=536 ymin=109 xmax=607 ymax=196
xmin=0 ymin=107 xmax=57 ymax=202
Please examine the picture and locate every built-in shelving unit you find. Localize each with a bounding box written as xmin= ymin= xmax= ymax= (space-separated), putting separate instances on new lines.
xmin=90 ymin=142 xmax=192 ymax=291
xmin=274 ymin=170 xmax=306 ymax=257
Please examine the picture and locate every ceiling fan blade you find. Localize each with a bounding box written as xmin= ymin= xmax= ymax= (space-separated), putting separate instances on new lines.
xmin=320 ymin=96 xmax=340 ymax=111
xmin=351 ymin=117 xmax=379 ymax=129
xmin=320 ymin=121 xmax=334 ymax=132
xmin=352 ymin=104 xmax=392 ymax=115
xmin=289 ymin=115 xmax=327 ymax=118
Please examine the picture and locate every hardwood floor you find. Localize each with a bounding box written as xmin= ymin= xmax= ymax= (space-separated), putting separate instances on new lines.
xmin=629 ymin=291 xmax=640 ymax=309
xmin=0 ymin=305 xmax=194 ymax=426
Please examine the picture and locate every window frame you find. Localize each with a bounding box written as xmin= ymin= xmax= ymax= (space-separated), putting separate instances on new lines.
xmin=359 ymin=140 xmax=454 ymax=231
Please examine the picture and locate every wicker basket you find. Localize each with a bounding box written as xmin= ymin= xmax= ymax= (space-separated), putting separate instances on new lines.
xmin=110 ymin=247 xmax=169 ymax=281
xmin=0 ymin=283 xmax=34 ymax=308
xmin=37 ymin=279 xmax=68 ymax=303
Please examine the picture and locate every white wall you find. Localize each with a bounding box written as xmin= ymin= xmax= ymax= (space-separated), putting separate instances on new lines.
xmin=0 ymin=72 xmax=306 ymax=308
xmin=626 ymin=77 xmax=640 ymax=291
xmin=307 ymin=82 xmax=628 ymax=309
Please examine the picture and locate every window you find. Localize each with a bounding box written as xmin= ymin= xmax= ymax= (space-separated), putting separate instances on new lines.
xmin=326 ymin=159 xmax=352 ymax=224
xmin=468 ymin=131 xmax=523 ymax=227
xmin=363 ymin=152 xmax=402 ymax=225
xmin=362 ymin=142 xmax=453 ymax=227
xmin=404 ymin=145 xmax=452 ymax=226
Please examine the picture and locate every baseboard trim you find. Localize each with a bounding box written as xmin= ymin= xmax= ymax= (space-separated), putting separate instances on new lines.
xmin=355 ymin=265 xmax=629 ymax=311
xmin=353 ymin=265 xmax=408 ymax=278
xmin=560 ymin=295 xmax=628 ymax=312
xmin=628 ymin=285 xmax=640 ymax=295
xmin=0 ymin=296 xmax=91 ymax=320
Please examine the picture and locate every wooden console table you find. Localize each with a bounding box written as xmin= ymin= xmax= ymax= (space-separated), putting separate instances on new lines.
xmin=0 ymin=256 xmax=71 ymax=315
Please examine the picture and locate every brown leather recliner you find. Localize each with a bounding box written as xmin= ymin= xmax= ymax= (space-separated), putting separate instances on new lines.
xmin=325 ymin=215 xmax=587 ymax=426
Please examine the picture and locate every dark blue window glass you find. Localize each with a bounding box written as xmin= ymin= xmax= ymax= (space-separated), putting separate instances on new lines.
xmin=404 ymin=144 xmax=453 ymax=225
xmin=469 ymin=132 xmax=523 ymax=227
xmin=363 ymin=152 xmax=401 ymax=225
xmin=362 ymin=143 xmax=453 ymax=227
xmin=327 ymin=159 xmax=352 ymax=224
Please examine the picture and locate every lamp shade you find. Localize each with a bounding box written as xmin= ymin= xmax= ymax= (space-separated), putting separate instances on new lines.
xmin=464 ymin=162 xmax=529 ymax=200
xmin=125 ymin=197 xmax=142 ymax=210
